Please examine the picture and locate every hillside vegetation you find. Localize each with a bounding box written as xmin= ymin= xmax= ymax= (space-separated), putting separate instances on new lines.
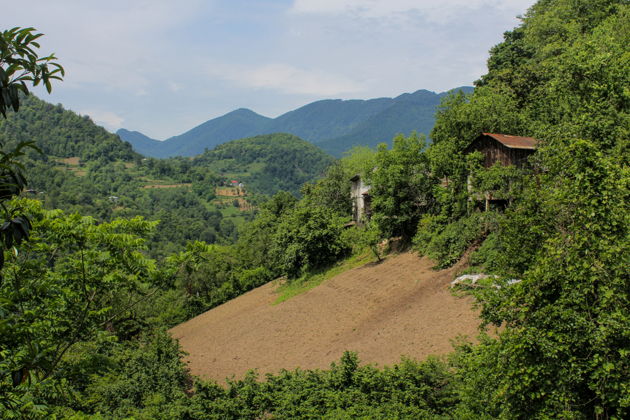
xmin=191 ymin=133 xmax=334 ymax=196
xmin=0 ymin=95 xmax=332 ymax=258
xmin=2 ymin=0 xmax=628 ymax=418
xmin=0 ymin=94 xmax=137 ymax=161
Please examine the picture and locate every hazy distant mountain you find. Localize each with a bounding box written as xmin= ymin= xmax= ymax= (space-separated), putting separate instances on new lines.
xmin=118 ymin=109 xmax=272 ymax=158
xmin=317 ymin=88 xmax=473 ymax=156
xmin=267 ymin=97 xmax=393 ymax=143
xmin=164 ymin=108 xmax=273 ymax=158
xmin=115 ymin=129 xmax=161 ymax=157
xmin=118 ymin=87 xmax=473 ymax=158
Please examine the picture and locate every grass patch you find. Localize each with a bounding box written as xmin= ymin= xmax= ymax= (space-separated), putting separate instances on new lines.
xmin=219 ymin=205 xmax=241 ymax=217
xmin=273 ymin=249 xmax=378 ymax=305
xmin=228 ymin=214 xmax=250 ymax=229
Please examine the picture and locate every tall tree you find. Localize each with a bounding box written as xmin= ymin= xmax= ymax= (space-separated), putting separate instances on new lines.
xmin=368 ymin=133 xmax=435 ymax=241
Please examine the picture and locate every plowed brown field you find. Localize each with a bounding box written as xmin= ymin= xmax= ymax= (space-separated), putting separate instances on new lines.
xmin=170 ymin=252 xmax=480 ymax=383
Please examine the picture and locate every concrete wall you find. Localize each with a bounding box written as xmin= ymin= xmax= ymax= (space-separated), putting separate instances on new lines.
xmin=351 ymin=176 xmax=371 ymax=223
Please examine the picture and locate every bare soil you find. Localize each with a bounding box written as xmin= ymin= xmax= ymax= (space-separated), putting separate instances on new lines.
xmin=235 ymin=197 xmax=253 ymax=211
xmin=216 ymin=187 xmax=245 ymax=197
xmin=58 ymin=156 xmax=80 ymax=166
xmin=170 ymin=252 xmax=480 ymax=383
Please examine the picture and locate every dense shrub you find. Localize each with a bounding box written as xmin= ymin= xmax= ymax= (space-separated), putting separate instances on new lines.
xmin=50 ymin=330 xmax=192 ymax=419
xmin=467 ymin=232 xmax=503 ymax=273
xmin=271 ymin=205 xmax=350 ymax=279
xmin=414 ymin=212 xmax=496 ymax=268
xmin=186 ymin=352 xmax=458 ymax=419
xmin=367 ymin=133 xmax=436 ymax=242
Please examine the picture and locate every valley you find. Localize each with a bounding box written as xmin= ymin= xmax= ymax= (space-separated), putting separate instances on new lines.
xmin=1 ymin=1 xmax=628 ymax=417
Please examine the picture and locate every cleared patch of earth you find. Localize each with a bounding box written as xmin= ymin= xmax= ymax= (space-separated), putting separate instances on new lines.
xmin=170 ymin=252 xmax=480 ymax=383
xmin=57 ymin=156 xmax=80 ymax=165
xmin=216 ymin=187 xmax=245 ymax=197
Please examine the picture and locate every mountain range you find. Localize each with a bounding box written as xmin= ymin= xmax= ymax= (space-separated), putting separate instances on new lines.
xmin=118 ymin=87 xmax=473 ymax=158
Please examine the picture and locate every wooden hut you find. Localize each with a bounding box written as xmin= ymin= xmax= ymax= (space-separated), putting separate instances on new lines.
xmin=465 ymin=133 xmax=539 ymax=211
xmin=465 ymin=133 xmax=538 ymax=168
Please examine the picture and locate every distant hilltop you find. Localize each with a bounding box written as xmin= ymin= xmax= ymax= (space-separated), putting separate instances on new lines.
xmin=118 ymin=87 xmax=473 ymax=158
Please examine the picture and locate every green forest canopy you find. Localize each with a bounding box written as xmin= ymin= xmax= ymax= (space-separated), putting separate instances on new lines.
xmin=0 ymin=95 xmax=334 ymax=258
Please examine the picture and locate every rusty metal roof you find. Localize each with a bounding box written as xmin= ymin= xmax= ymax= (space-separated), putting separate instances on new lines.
xmin=483 ymin=133 xmax=539 ymax=149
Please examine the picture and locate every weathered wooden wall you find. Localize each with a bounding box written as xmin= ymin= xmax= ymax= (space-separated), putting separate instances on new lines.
xmin=467 ymin=135 xmax=534 ymax=168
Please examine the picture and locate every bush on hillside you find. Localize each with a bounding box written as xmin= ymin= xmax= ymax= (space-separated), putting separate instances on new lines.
xmin=186 ymin=352 xmax=459 ymax=419
xmin=414 ymin=212 xmax=496 ymax=268
xmin=467 ymin=232 xmax=504 ymax=273
xmin=271 ymin=205 xmax=350 ymax=279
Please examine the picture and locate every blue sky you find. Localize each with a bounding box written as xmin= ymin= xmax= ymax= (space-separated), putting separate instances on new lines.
xmin=5 ymin=0 xmax=536 ymax=139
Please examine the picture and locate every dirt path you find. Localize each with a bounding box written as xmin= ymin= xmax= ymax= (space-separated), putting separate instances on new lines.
xmin=170 ymin=252 xmax=480 ymax=383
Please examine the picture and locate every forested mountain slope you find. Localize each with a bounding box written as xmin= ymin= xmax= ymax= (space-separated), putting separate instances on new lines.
xmin=118 ymin=87 xmax=473 ymax=158
xmin=115 ymin=128 xmax=162 ymax=156
xmin=0 ymin=94 xmax=137 ymax=161
xmin=0 ymin=95 xmax=333 ymax=257
xmin=191 ymin=133 xmax=334 ymax=196
xmin=267 ymin=96 xmax=394 ymax=142
xmin=317 ymin=89 xmax=463 ymax=155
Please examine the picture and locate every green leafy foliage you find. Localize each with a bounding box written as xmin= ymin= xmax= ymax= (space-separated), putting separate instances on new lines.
xmin=271 ymin=203 xmax=349 ymax=279
xmin=0 ymin=199 xmax=160 ymax=417
xmin=0 ymin=27 xmax=64 ymax=271
xmin=0 ymin=27 xmax=64 ymax=117
xmin=234 ymin=190 xmax=297 ymax=272
xmin=460 ymin=141 xmax=629 ymax=418
xmin=0 ymin=140 xmax=38 ymax=269
xmin=368 ymin=132 xmax=436 ymax=242
xmin=163 ymin=241 xmax=276 ymax=319
xmin=184 ymin=352 xmax=458 ymax=419
xmin=426 ymin=1 xmax=630 ymax=417
xmin=67 ymin=330 xmax=191 ymax=419
xmin=414 ymin=212 xmax=495 ymax=269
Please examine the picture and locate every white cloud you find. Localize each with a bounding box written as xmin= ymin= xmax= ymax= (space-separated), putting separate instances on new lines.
xmin=290 ymin=0 xmax=534 ymax=23
xmin=81 ymin=110 xmax=125 ymax=131
xmin=168 ymin=82 xmax=182 ymax=93
xmin=7 ymin=0 xmax=206 ymax=94
xmin=211 ymin=63 xmax=364 ymax=96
